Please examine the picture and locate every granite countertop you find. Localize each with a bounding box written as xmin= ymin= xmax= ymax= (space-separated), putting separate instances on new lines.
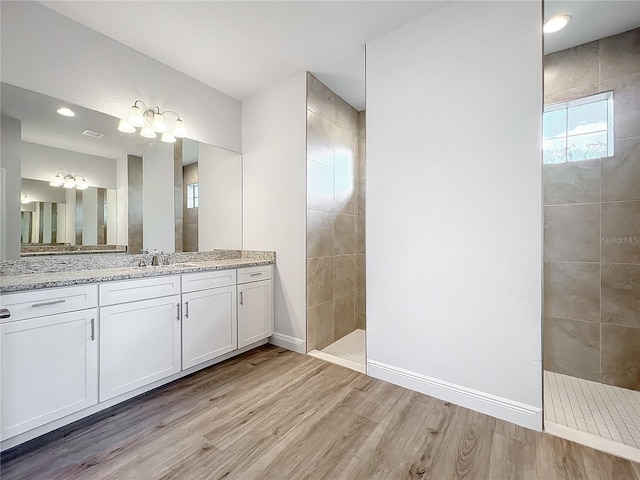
xmin=0 ymin=258 xmax=274 ymax=293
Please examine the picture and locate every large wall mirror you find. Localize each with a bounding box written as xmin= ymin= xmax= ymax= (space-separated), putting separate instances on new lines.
xmin=0 ymin=83 xmax=243 ymax=259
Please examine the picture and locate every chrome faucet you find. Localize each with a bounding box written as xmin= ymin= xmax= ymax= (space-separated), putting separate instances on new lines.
xmin=151 ymin=250 xmax=159 ymax=266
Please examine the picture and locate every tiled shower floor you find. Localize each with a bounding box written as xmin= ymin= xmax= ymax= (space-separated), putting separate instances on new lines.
xmin=308 ymin=329 xmax=366 ymax=373
xmin=544 ymin=370 xmax=640 ymax=462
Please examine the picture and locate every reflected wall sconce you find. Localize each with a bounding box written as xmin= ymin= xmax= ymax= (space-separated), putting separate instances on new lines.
xmin=49 ymin=173 xmax=88 ymax=190
xmin=118 ymin=100 xmax=186 ymax=143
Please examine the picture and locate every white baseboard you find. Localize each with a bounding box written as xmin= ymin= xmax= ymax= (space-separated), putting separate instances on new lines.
xmin=269 ymin=332 xmax=306 ymax=354
xmin=545 ymin=421 xmax=640 ymax=463
xmin=367 ymin=360 xmax=542 ymax=431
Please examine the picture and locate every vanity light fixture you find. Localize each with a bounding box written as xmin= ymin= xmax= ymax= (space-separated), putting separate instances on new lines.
xmin=57 ymin=107 xmax=75 ymax=117
xmin=118 ymin=100 xmax=186 ymax=143
xmin=49 ymin=173 xmax=64 ymax=187
xmin=543 ymin=15 xmax=571 ymax=34
xmin=49 ymin=173 xmax=88 ymax=190
xmin=63 ymin=175 xmax=77 ymax=189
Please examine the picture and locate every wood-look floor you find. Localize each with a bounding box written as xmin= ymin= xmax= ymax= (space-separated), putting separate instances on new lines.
xmin=1 ymin=346 xmax=639 ymax=480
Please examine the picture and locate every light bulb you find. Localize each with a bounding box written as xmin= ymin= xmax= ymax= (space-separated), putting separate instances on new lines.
xmin=118 ymin=119 xmax=136 ymax=133
xmin=129 ymin=105 xmax=144 ymax=127
xmin=57 ymin=107 xmax=75 ymax=117
xmin=140 ymin=126 xmax=157 ymax=139
xmin=543 ymin=15 xmax=571 ymax=34
xmin=49 ymin=174 xmax=64 ymax=187
xmin=174 ymin=119 xmax=186 ymax=138
xmin=152 ymin=112 xmax=166 ymax=133
xmin=63 ymin=175 xmax=77 ymax=189
xmin=76 ymin=178 xmax=88 ymax=190
xmin=161 ymin=132 xmax=176 ymax=143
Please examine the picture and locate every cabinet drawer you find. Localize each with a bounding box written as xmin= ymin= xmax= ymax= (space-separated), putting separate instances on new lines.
xmin=181 ymin=269 xmax=236 ymax=293
xmin=0 ymin=285 xmax=98 ymax=323
xmin=99 ymin=275 xmax=180 ymax=306
xmin=237 ymin=265 xmax=272 ymax=285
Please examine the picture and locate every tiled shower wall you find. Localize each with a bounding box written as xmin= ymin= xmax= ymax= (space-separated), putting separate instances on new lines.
xmin=306 ymin=73 xmax=365 ymax=352
xmin=543 ymin=28 xmax=640 ymax=391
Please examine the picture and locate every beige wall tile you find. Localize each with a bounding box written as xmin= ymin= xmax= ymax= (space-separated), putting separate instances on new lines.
xmin=356 ymin=215 xmax=366 ymax=255
xmin=544 ymin=204 xmax=600 ymax=262
xmin=544 ymin=83 xmax=599 ymax=105
xmin=357 ymin=292 xmax=366 ymax=330
xmin=544 ymin=317 xmax=600 ymax=382
xmin=307 ymin=110 xmax=335 ymax=168
xmin=356 ymin=254 xmax=366 ymax=294
xmin=601 ymin=201 xmax=640 ymax=264
xmin=307 ymin=160 xmax=335 ymax=212
xmin=544 ymin=262 xmax=600 ymax=322
xmin=357 ymin=138 xmax=366 ymax=179
xmin=307 ymin=257 xmax=333 ymax=307
xmin=601 ymin=138 xmax=640 ymax=202
xmin=544 ymin=41 xmax=599 ymax=94
xmin=600 ymin=29 xmax=640 ymax=81
xmin=602 ymin=264 xmax=640 ymax=328
xmin=334 ymin=293 xmax=357 ymax=341
xmin=333 ymin=255 xmax=356 ymax=300
xmin=601 ymin=73 xmax=640 ymax=140
xmin=307 ymin=209 xmax=334 ymax=259
xmin=543 ymin=160 xmax=600 ymax=205
xmin=307 ymin=73 xmax=338 ymax=126
xmin=334 ymin=170 xmax=356 ymax=215
xmin=307 ymin=302 xmax=334 ymax=351
xmin=357 ymin=177 xmax=366 ymax=215
xmin=601 ymin=325 xmax=640 ymax=390
xmin=334 ymin=214 xmax=356 ymax=255
xmin=335 ymin=131 xmax=357 ymax=175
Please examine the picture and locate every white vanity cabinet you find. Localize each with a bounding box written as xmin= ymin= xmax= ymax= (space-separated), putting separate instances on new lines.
xmin=0 ymin=286 xmax=99 ymax=440
xmin=237 ymin=266 xmax=274 ymax=349
xmin=181 ymin=270 xmax=238 ymax=369
xmin=98 ymin=276 xmax=181 ymax=402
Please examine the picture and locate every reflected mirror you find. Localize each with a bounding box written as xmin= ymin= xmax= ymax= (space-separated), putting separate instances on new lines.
xmin=0 ymin=83 xmax=243 ymax=259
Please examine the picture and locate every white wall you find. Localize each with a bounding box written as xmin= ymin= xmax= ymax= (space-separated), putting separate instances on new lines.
xmin=1 ymin=116 xmax=21 ymax=259
xmin=242 ymin=72 xmax=307 ymax=350
xmin=366 ymin=1 xmax=543 ymax=429
xmin=142 ymin=142 xmax=175 ymax=253
xmin=198 ymin=144 xmax=242 ymax=251
xmin=1 ymin=1 xmax=241 ymax=152
xmin=21 ymin=142 xmax=117 ymax=189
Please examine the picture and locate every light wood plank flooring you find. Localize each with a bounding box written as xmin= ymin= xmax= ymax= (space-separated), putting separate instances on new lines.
xmin=1 ymin=346 xmax=639 ymax=479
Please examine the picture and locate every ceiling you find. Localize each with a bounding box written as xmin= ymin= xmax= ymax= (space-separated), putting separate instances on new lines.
xmin=1 ymin=83 xmax=143 ymax=160
xmin=39 ymin=1 xmax=640 ymax=111
xmin=544 ymin=1 xmax=640 ymax=54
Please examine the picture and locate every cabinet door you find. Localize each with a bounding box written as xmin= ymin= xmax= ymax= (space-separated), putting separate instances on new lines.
xmin=1 ymin=309 xmax=98 ymax=440
xmin=237 ymin=279 xmax=273 ymax=349
xmin=182 ymin=286 xmax=237 ymax=369
xmin=99 ymin=295 xmax=181 ymax=402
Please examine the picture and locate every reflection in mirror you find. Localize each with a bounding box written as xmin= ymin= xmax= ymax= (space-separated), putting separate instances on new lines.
xmin=1 ymin=82 xmax=244 ymax=259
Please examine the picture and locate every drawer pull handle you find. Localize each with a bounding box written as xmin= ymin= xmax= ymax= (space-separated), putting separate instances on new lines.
xmin=0 ymin=308 xmax=10 ymax=319
xmin=250 ymin=273 xmax=263 ymax=277
xmin=240 ymin=291 xmax=244 ymax=306
xmin=185 ymin=301 xmax=189 ymax=318
xmin=90 ymin=319 xmax=95 ymax=341
xmin=176 ymin=303 xmax=181 ymax=321
xmin=31 ymin=299 xmax=66 ymax=308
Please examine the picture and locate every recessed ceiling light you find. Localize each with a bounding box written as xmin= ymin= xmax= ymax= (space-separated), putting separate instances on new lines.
xmin=544 ymin=15 xmax=571 ymax=34
xmin=57 ymin=107 xmax=75 ymax=117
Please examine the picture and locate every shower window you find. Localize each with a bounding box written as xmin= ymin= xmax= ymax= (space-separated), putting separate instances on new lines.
xmin=543 ymin=91 xmax=614 ymax=164
xmin=187 ymin=183 xmax=199 ymax=209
